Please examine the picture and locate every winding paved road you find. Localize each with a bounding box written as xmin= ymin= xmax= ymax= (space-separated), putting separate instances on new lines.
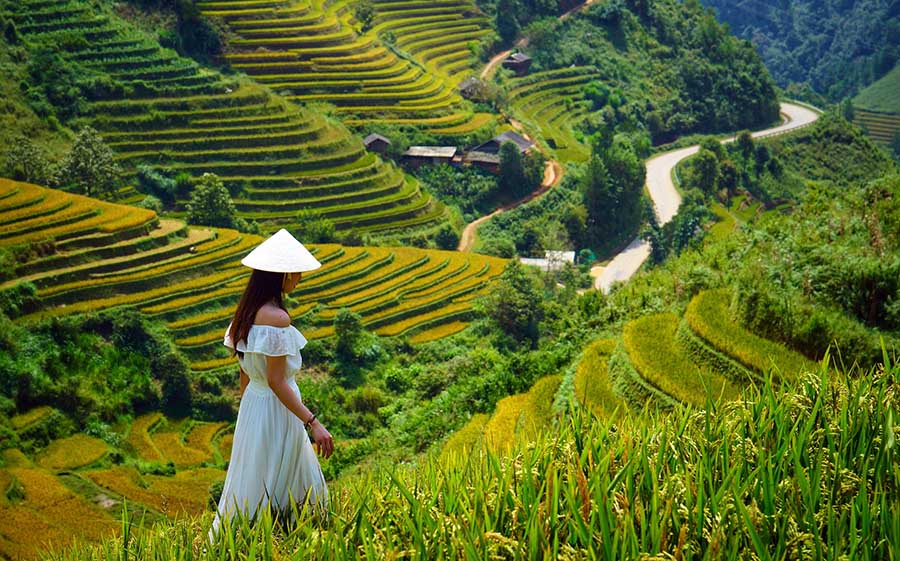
xmin=593 ymin=101 xmax=820 ymax=292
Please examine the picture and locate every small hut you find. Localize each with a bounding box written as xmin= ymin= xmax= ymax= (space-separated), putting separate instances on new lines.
xmin=502 ymin=53 xmax=532 ymax=76
xmin=363 ymin=133 xmax=391 ymax=154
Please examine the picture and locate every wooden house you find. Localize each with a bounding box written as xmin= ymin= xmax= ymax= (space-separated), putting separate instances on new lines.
xmin=401 ymin=146 xmax=458 ymax=169
xmin=502 ymin=53 xmax=532 ymax=76
xmin=363 ymin=133 xmax=391 ymax=154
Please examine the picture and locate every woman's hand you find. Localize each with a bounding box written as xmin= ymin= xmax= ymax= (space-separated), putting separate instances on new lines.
xmin=310 ymin=421 xmax=334 ymax=459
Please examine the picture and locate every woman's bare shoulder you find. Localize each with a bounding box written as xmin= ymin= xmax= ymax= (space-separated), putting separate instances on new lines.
xmin=254 ymin=303 xmax=291 ymax=327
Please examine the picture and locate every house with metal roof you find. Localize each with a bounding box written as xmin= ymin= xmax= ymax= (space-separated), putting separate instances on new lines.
xmin=401 ymin=146 xmax=458 ymax=169
xmin=472 ymin=131 xmax=535 ymax=155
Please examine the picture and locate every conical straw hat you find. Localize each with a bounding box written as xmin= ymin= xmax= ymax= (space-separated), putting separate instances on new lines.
xmin=241 ymin=229 xmax=322 ymax=272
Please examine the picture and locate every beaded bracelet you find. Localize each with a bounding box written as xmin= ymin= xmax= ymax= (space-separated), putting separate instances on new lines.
xmin=305 ymin=414 xmax=317 ymax=430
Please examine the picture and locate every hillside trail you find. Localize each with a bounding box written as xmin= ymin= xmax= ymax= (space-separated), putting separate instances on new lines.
xmin=591 ymin=101 xmax=821 ymax=293
xmin=479 ymin=0 xmax=597 ymax=80
xmin=463 ymin=0 xmax=596 ymax=252
xmin=457 ymin=158 xmax=563 ymax=252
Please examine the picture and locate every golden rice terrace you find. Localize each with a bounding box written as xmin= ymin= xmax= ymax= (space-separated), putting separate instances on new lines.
xmin=4 ymin=0 xmax=452 ymax=239
xmin=0 ymin=178 xmax=507 ymax=373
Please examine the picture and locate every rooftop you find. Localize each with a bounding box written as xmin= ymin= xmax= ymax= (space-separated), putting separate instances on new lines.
xmin=363 ymin=133 xmax=391 ymax=145
xmin=506 ymin=53 xmax=532 ymax=63
xmin=403 ymin=146 xmax=458 ymax=158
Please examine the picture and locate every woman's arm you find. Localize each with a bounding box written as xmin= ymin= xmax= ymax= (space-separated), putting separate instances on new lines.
xmin=265 ymin=354 xmax=334 ymax=459
xmin=240 ymin=366 xmax=249 ymax=398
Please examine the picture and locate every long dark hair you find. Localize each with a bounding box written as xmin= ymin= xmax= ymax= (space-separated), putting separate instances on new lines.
xmin=229 ymin=269 xmax=286 ymax=359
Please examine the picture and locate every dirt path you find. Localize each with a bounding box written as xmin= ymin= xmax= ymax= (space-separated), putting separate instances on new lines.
xmin=457 ymin=159 xmax=563 ymax=251
xmin=481 ymin=48 xmax=514 ymax=80
xmin=592 ymin=101 xmax=820 ymax=292
xmin=480 ymin=0 xmax=596 ymax=80
xmin=459 ymin=0 xmax=611 ymax=253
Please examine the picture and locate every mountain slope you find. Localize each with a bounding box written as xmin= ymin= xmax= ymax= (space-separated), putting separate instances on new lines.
xmin=699 ymin=0 xmax=900 ymax=100
xmin=1 ymin=0 xmax=448 ymax=239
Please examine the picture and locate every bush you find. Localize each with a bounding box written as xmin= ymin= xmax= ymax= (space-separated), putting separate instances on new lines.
xmin=295 ymin=209 xmax=337 ymax=243
xmin=186 ymin=173 xmax=251 ymax=232
xmin=56 ymin=126 xmax=122 ymax=199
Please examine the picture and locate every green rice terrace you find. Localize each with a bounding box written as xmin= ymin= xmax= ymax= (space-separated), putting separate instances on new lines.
xmin=3 ymin=0 xmax=452 ymax=238
xmin=197 ymin=0 xmax=496 ymax=134
xmin=0 ymin=178 xmax=507 ymax=374
xmin=853 ymin=64 xmax=900 ymax=147
xmin=506 ymin=66 xmax=599 ymax=163
xmin=0 ymin=283 xmax=880 ymax=560
xmin=442 ymin=287 xmax=818 ymax=460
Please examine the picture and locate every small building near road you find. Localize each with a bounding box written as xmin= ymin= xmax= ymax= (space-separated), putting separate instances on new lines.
xmin=402 ymin=146 xmax=458 ymax=169
xmin=502 ymin=52 xmax=532 ymax=76
xmin=363 ymin=133 xmax=391 ymax=154
xmin=472 ymin=130 xmax=535 ymax=155
xmin=519 ymin=250 xmax=576 ymax=272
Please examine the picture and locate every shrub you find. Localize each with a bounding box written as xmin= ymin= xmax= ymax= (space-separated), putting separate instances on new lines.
xmin=186 ymin=173 xmax=250 ymax=232
xmin=56 ymin=126 xmax=122 ymax=199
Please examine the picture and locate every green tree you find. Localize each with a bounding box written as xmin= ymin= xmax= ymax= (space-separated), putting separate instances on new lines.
xmin=137 ymin=165 xmax=177 ymax=205
xmin=584 ymin=139 xmax=645 ymax=249
xmin=334 ymin=308 xmax=364 ymax=362
xmin=892 ymin=131 xmax=900 ymax=161
xmin=186 ymin=173 xmax=247 ymax=230
xmin=499 ymin=141 xmax=527 ymax=197
xmin=690 ymin=149 xmax=721 ymax=196
xmin=583 ymin=153 xmax=612 ymax=242
xmin=484 ymin=260 xmax=543 ymax=349
xmin=435 ymin=224 xmax=460 ymax=250
xmin=736 ymin=131 xmax=755 ymax=159
xmin=523 ymin=150 xmax=546 ymax=193
xmin=296 ymin=208 xmax=337 ymax=243
xmin=3 ymin=19 xmax=20 ymax=44
xmin=2 ymin=136 xmax=53 ymax=185
xmin=699 ymin=137 xmax=724 ymax=160
xmin=754 ymin=144 xmax=770 ymax=176
xmin=496 ymin=0 xmax=520 ymax=44
xmin=718 ymin=158 xmax=739 ymax=195
xmin=353 ymin=0 xmax=376 ymax=31
xmin=57 ymin=126 xmax=122 ymax=199
xmin=841 ymin=98 xmax=855 ymax=121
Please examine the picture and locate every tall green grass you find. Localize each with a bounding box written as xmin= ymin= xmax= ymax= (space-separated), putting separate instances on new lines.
xmin=44 ymin=353 xmax=899 ymax=560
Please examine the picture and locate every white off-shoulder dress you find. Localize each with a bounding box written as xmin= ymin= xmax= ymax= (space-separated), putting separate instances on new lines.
xmin=207 ymin=323 xmax=328 ymax=543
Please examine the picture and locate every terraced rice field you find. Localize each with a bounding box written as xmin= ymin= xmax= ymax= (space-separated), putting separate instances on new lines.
xmin=0 ymin=179 xmax=506 ymax=372
xmin=370 ymin=0 xmax=491 ymax=82
xmin=6 ymin=0 xmax=447 ymax=237
xmin=448 ymin=285 xmax=818 ymax=458
xmin=854 ymin=109 xmax=900 ymax=146
xmin=196 ymin=0 xmax=493 ymax=135
xmin=506 ymin=67 xmax=600 ymax=163
xmin=572 ymin=338 xmax=623 ymax=419
xmin=608 ymin=290 xmax=816 ymax=411
xmin=441 ymin=374 xmax=562 ymax=461
xmin=0 ymin=405 xmax=237 ymax=558
xmin=442 ymin=287 xmax=822 ymax=460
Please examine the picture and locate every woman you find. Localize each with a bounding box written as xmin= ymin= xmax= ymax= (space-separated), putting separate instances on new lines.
xmin=207 ymin=229 xmax=333 ymax=543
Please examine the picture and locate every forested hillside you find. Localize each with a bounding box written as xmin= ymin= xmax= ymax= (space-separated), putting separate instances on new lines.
xmin=497 ymin=0 xmax=780 ymax=147
xmin=699 ymin=0 xmax=900 ymax=100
